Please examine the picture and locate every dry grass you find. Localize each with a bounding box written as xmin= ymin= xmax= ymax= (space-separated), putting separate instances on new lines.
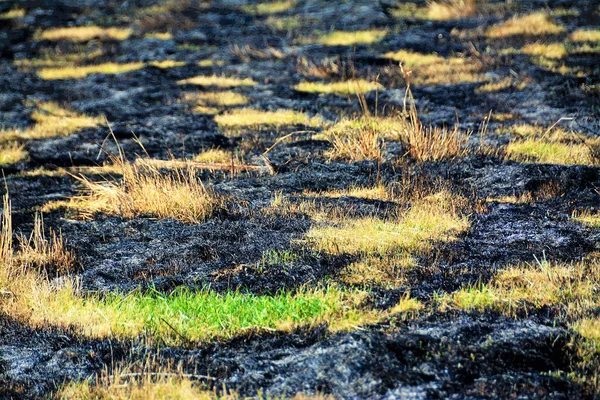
xmin=1 ymin=102 xmax=103 ymax=142
xmin=183 ymin=91 xmax=249 ymax=108
xmin=475 ymin=77 xmax=528 ymax=93
xmin=305 ymin=189 xmax=470 ymax=256
xmin=522 ymin=43 xmax=568 ymax=59
xmin=193 ymin=148 xmax=235 ymax=164
xmin=439 ymin=254 xmax=600 ymax=320
xmin=242 ymin=1 xmax=297 ymax=15
xmin=506 ymin=140 xmax=596 ymax=165
xmin=323 ymin=117 xmax=404 ymax=162
xmin=573 ymin=211 xmax=600 ymax=228
xmin=485 ymin=12 xmax=565 ymax=38
xmin=149 ymin=60 xmax=186 ymax=69
xmin=177 ymin=75 xmax=257 ymax=88
xmin=38 ymin=62 xmax=144 ymax=80
xmin=144 ymin=32 xmax=173 ymax=40
xmin=384 ymin=50 xmax=486 ymax=85
xmin=316 ymin=30 xmax=388 ymax=46
xmin=294 ymin=80 xmax=383 ymax=96
xmin=50 ymin=157 xmax=224 ymax=224
xmin=214 ymin=108 xmax=323 ymax=131
xmin=427 ymin=0 xmax=480 ymax=20
xmin=0 ymin=8 xmax=25 ymax=19
xmin=37 ymin=26 xmax=132 ymax=42
xmin=0 ymin=143 xmax=28 ymax=164
xmin=570 ymin=29 xmax=600 ymax=43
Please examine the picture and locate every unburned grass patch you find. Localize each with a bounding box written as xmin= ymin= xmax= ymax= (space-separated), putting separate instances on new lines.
xmin=485 ymin=12 xmax=565 ymax=38
xmin=0 ymin=102 xmax=103 ymax=142
xmin=177 ymin=75 xmax=257 ymax=88
xmin=214 ymin=108 xmax=323 ymax=134
xmin=294 ymin=80 xmax=383 ymax=96
xmin=0 ymin=143 xmax=27 ymax=164
xmin=315 ymin=30 xmax=388 ymax=46
xmin=36 ymin=26 xmax=132 ymax=42
xmin=242 ymin=1 xmax=297 ymax=15
xmin=47 ymin=157 xmax=224 ymax=224
xmin=38 ymin=62 xmax=144 ymax=80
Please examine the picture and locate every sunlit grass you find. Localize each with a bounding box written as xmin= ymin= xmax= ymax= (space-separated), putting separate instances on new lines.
xmin=438 ymin=255 xmax=600 ymax=320
xmin=0 ymin=102 xmax=103 ymax=142
xmin=183 ymin=91 xmax=249 ymax=107
xmin=177 ymin=75 xmax=257 ymax=88
xmin=13 ymin=48 xmax=104 ymax=69
xmin=214 ymin=108 xmax=323 ymax=131
xmin=485 ymin=12 xmax=565 ymax=38
xmin=305 ymin=190 xmax=470 ymax=256
xmin=427 ymin=0 xmax=480 ymax=20
xmin=0 ymin=143 xmax=27 ymax=165
xmin=193 ymin=148 xmax=234 ymax=164
xmin=48 ymin=157 xmax=224 ymax=224
xmin=266 ymin=16 xmax=303 ymax=31
xmin=144 ymin=32 xmax=173 ymax=40
xmin=0 ymin=8 xmax=25 ymax=19
xmin=522 ymin=42 xmax=568 ymax=59
xmin=506 ymin=139 xmax=596 ymax=166
xmin=476 ymin=77 xmax=528 ymax=93
xmin=316 ymin=30 xmax=388 ymax=46
xmin=242 ymin=1 xmax=297 ymax=15
xmin=573 ymin=211 xmax=600 ymax=229
xmin=570 ymin=29 xmax=600 ymax=43
xmin=149 ymin=60 xmax=186 ymax=69
xmin=384 ymin=49 xmax=485 ymax=85
xmin=38 ymin=62 xmax=144 ymax=80
xmin=37 ymin=26 xmax=132 ymax=42
xmin=294 ymin=80 xmax=383 ymax=96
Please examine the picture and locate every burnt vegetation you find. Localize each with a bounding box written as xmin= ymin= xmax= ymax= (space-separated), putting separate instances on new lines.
xmin=1 ymin=0 xmax=600 ymax=398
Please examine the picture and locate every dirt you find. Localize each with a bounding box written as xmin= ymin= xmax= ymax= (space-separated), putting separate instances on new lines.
xmin=1 ymin=0 xmax=600 ymax=398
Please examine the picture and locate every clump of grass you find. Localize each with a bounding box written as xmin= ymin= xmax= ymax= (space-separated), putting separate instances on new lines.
xmin=177 ymin=75 xmax=257 ymax=88
xmin=38 ymin=62 xmax=144 ymax=80
xmin=294 ymin=80 xmax=383 ymax=96
xmin=476 ymin=77 xmax=528 ymax=93
xmin=1 ymin=102 xmax=103 ymax=142
xmin=384 ymin=50 xmax=485 ymax=85
xmin=506 ymin=139 xmax=595 ymax=165
xmin=304 ymin=184 xmax=394 ymax=201
xmin=214 ymin=108 xmax=323 ymax=131
xmin=0 ymin=8 xmax=25 ymax=19
xmin=266 ymin=16 xmax=304 ymax=32
xmin=57 ymin=157 xmax=224 ymax=224
xmin=37 ymin=26 xmax=132 ymax=42
xmin=144 ymin=32 xmax=173 ymax=40
xmin=427 ymin=0 xmax=481 ymax=20
xmin=149 ymin=60 xmax=185 ymax=69
xmin=0 ymin=143 xmax=27 ymax=164
xmin=316 ymin=30 xmax=388 ymax=46
xmin=570 ymin=29 xmax=600 ymax=43
xmin=305 ymin=189 xmax=470 ymax=256
xmin=522 ymin=42 xmax=567 ymax=59
xmin=193 ymin=148 xmax=235 ymax=164
xmin=324 ymin=117 xmax=404 ymax=162
xmin=573 ymin=211 xmax=600 ymax=228
xmin=242 ymin=1 xmax=297 ymax=15
xmin=439 ymin=255 xmax=600 ymax=319
xmin=183 ymin=91 xmax=249 ymax=108
xmin=485 ymin=12 xmax=565 ymax=38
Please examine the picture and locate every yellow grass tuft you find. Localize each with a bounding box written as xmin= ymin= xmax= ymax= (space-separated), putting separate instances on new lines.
xmin=570 ymin=29 xmax=600 ymax=43
xmin=476 ymin=77 xmax=528 ymax=93
xmin=38 ymin=62 xmax=144 ymax=80
xmin=485 ymin=12 xmax=565 ymax=38
xmin=177 ymin=75 xmax=257 ymax=88
xmin=183 ymin=91 xmax=249 ymax=108
xmin=144 ymin=32 xmax=173 ymax=40
xmin=243 ymin=1 xmax=297 ymax=15
xmin=214 ymin=108 xmax=323 ymax=131
xmin=384 ymin=50 xmax=486 ymax=85
xmin=149 ymin=60 xmax=185 ymax=69
xmin=53 ymin=158 xmax=224 ymax=224
xmin=193 ymin=148 xmax=235 ymax=164
xmin=0 ymin=8 xmax=25 ymax=19
xmin=427 ymin=0 xmax=480 ymax=20
xmin=522 ymin=42 xmax=567 ymax=59
xmin=37 ymin=26 xmax=132 ymax=42
xmin=573 ymin=211 xmax=600 ymax=228
xmin=1 ymin=102 xmax=103 ymax=142
xmin=294 ymin=80 xmax=383 ymax=96
xmin=316 ymin=30 xmax=388 ymax=46
xmin=0 ymin=143 xmax=28 ymax=164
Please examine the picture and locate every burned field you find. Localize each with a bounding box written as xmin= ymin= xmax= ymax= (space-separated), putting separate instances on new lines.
xmin=1 ymin=0 xmax=600 ymax=398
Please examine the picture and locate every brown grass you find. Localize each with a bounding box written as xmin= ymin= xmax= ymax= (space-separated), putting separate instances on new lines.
xmin=427 ymin=0 xmax=481 ymax=20
xmin=485 ymin=12 xmax=565 ymax=38
xmin=50 ymin=157 xmax=225 ymax=224
xmin=1 ymin=102 xmax=103 ymax=142
xmin=0 ymin=143 xmax=28 ymax=164
xmin=37 ymin=26 xmax=132 ymax=42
